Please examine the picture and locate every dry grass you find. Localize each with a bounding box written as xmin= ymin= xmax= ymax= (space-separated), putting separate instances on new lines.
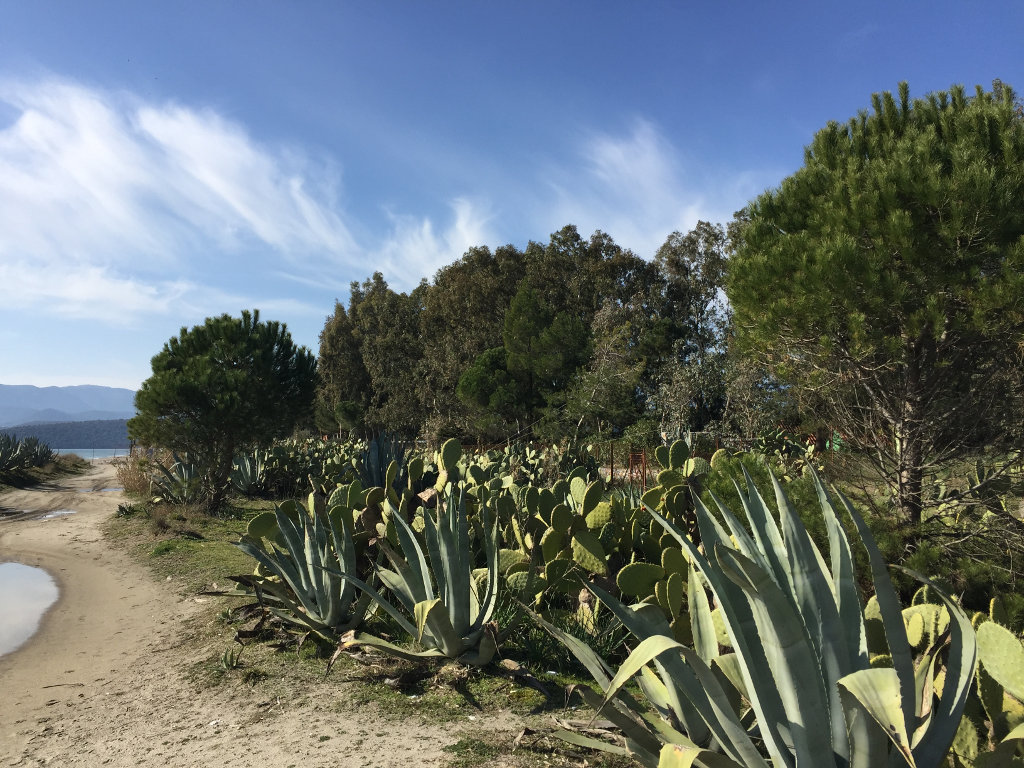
xmin=113 ymin=448 xmax=176 ymax=498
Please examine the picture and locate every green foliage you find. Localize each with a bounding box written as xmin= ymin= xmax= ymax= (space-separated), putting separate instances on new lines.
xmin=537 ymin=469 xmax=978 ymax=767
xmin=150 ymin=454 xmax=202 ymax=506
xmin=129 ymin=310 xmax=316 ymax=510
xmin=0 ymin=434 xmax=56 ymax=474
xmin=333 ymin=441 xmax=503 ymax=666
xmin=728 ymin=81 xmax=1024 ymax=522
xmin=233 ymin=495 xmax=370 ymax=640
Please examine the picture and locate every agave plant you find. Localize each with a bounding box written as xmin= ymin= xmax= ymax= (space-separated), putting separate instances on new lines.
xmin=234 ymin=495 xmax=371 ymax=639
xmin=150 ymin=454 xmax=202 ymax=505
xmin=230 ymin=448 xmax=269 ymax=496
xmin=540 ymin=468 xmax=978 ymax=768
xmin=333 ymin=439 xmax=502 ymax=666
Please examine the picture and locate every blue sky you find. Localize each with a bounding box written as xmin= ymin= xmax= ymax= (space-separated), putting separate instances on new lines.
xmin=0 ymin=1 xmax=1021 ymax=390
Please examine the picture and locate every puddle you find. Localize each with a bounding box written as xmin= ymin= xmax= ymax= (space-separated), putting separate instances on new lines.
xmin=0 ymin=562 xmax=59 ymax=657
xmin=40 ymin=509 xmax=77 ymax=520
xmin=0 ymin=508 xmax=78 ymax=522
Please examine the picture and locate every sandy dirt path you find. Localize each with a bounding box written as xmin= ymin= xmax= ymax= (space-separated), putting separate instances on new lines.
xmin=0 ymin=463 xmax=516 ymax=767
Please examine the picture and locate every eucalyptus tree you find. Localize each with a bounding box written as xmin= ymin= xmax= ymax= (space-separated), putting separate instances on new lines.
xmin=316 ymin=300 xmax=370 ymax=435
xmin=728 ymin=82 xmax=1024 ymax=522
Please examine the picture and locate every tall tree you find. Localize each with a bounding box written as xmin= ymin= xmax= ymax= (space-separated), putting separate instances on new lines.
xmin=315 ymin=300 xmax=371 ymax=435
xmin=650 ymin=221 xmax=731 ymax=434
xmin=728 ymin=82 xmax=1024 ymax=522
xmin=418 ymin=244 xmax=522 ymax=438
xmin=347 ymin=273 xmax=427 ymax=436
xmin=129 ymin=310 xmax=316 ymax=509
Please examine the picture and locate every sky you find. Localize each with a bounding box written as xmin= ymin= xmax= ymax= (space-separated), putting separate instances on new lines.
xmin=0 ymin=1 xmax=1021 ymax=391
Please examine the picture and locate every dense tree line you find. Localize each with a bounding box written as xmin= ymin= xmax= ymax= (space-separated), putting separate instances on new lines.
xmin=316 ymin=80 xmax=1024 ymax=531
xmin=315 ymin=223 xmax=785 ymax=444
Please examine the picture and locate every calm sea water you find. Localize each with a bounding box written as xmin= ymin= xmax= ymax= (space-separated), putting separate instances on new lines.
xmin=55 ymin=448 xmax=129 ymax=460
xmin=0 ymin=562 xmax=58 ymax=657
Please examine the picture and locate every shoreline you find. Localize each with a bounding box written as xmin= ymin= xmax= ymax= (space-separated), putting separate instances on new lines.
xmin=0 ymin=460 xmax=509 ymax=767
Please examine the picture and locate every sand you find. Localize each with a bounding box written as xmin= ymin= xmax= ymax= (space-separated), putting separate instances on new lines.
xmin=0 ymin=462 xmax=521 ymax=767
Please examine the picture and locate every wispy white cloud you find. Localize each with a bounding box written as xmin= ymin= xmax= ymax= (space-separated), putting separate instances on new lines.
xmin=371 ymin=197 xmax=496 ymax=290
xmin=0 ymin=77 xmax=360 ymax=321
xmin=537 ymin=119 xmax=723 ymax=257
xmin=0 ymin=76 xmax=505 ymax=319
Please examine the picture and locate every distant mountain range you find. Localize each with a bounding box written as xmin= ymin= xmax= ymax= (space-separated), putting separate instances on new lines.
xmin=0 ymin=384 xmax=136 ymax=428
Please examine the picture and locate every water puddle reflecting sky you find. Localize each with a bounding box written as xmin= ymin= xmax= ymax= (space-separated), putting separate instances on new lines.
xmin=39 ymin=509 xmax=76 ymax=520
xmin=0 ymin=562 xmax=59 ymax=657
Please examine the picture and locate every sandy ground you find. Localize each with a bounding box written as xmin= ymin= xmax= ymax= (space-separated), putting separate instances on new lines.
xmin=0 ymin=462 xmax=520 ymax=767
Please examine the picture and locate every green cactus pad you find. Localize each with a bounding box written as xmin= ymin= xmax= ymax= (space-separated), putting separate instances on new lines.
xmin=551 ymin=479 xmax=570 ymax=501
xmin=664 ymin=570 xmax=684 ymax=619
xmin=467 ymin=463 xmax=486 ymax=486
xmin=710 ymin=607 xmax=732 ymax=648
xmin=950 ymin=714 xmax=980 ymax=763
xmin=991 ymin=596 xmax=1010 ymax=626
xmin=709 ymin=448 xmax=729 ymax=471
xmin=657 ymin=469 xmax=686 ymax=489
xmin=668 ymin=439 xmax=689 ymax=469
xmin=498 ymin=548 xmax=528 ymax=574
xmin=654 ymin=445 xmax=670 ymax=469
xmin=545 ymin=558 xmax=576 ymax=592
xmin=640 ymin=486 xmax=664 ymax=510
xmin=581 ymin=480 xmax=603 ymax=516
xmin=904 ymin=610 xmax=926 ymax=648
xmin=246 ymin=511 xmax=278 ymax=540
xmin=571 ymin=530 xmax=608 ymax=576
xmin=683 ymin=457 xmax=711 ymax=477
xmin=569 ymin=476 xmax=587 ymax=507
xmin=524 ymin=486 xmax=539 ymax=515
xmin=407 ymin=456 xmax=424 ymax=483
xmin=540 ymin=527 xmax=565 ymax=562
xmin=537 ymin=489 xmax=555 ymax=521
xmin=550 ymin=503 xmax=573 ymax=534
xmin=662 ymin=546 xmax=687 ymax=577
xmin=597 ymin=522 xmax=619 ymax=553
xmin=363 ymin=486 xmax=386 ymax=508
xmin=616 ymin=561 xmax=664 ymax=596
xmin=439 ymin=438 xmax=462 ymax=473
xmin=495 ymin=493 xmax=516 ymax=523
xmin=977 ymin=621 xmax=1024 ymax=701
xmin=671 ymin=615 xmax=692 ymax=644
xmin=586 ymin=501 xmax=613 ymax=530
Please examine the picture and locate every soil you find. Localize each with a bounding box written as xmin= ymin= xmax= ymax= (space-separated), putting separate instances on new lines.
xmin=0 ymin=461 xmax=527 ymax=767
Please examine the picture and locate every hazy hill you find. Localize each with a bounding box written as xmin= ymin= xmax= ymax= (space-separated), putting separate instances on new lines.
xmin=0 ymin=419 xmax=130 ymax=449
xmin=0 ymin=384 xmax=136 ymax=427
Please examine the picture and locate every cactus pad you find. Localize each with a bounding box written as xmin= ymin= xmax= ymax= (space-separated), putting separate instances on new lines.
xmin=246 ymin=511 xmax=278 ymax=540
xmin=668 ymin=439 xmax=689 ymax=469
xmin=581 ymin=480 xmax=603 ymax=516
xmin=977 ymin=621 xmax=1024 ymax=701
xmin=586 ymin=501 xmax=613 ymax=530
xmin=654 ymin=445 xmax=670 ymax=469
xmin=550 ymin=503 xmax=573 ymax=534
xmin=439 ymin=438 xmax=462 ymax=473
xmin=709 ymin=448 xmax=729 ymax=471
xmin=683 ymin=457 xmax=710 ymax=477
xmin=616 ymin=561 xmax=664 ymax=597
xmin=662 ymin=546 xmax=687 ymax=577
xmin=571 ymin=530 xmax=608 ymax=576
xmin=540 ymin=527 xmax=565 ymax=562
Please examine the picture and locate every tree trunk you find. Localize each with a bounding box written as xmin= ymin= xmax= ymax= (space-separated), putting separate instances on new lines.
xmin=896 ymin=340 xmax=926 ymax=525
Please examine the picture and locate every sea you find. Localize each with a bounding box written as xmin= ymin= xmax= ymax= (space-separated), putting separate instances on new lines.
xmin=54 ymin=448 xmax=130 ymax=460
